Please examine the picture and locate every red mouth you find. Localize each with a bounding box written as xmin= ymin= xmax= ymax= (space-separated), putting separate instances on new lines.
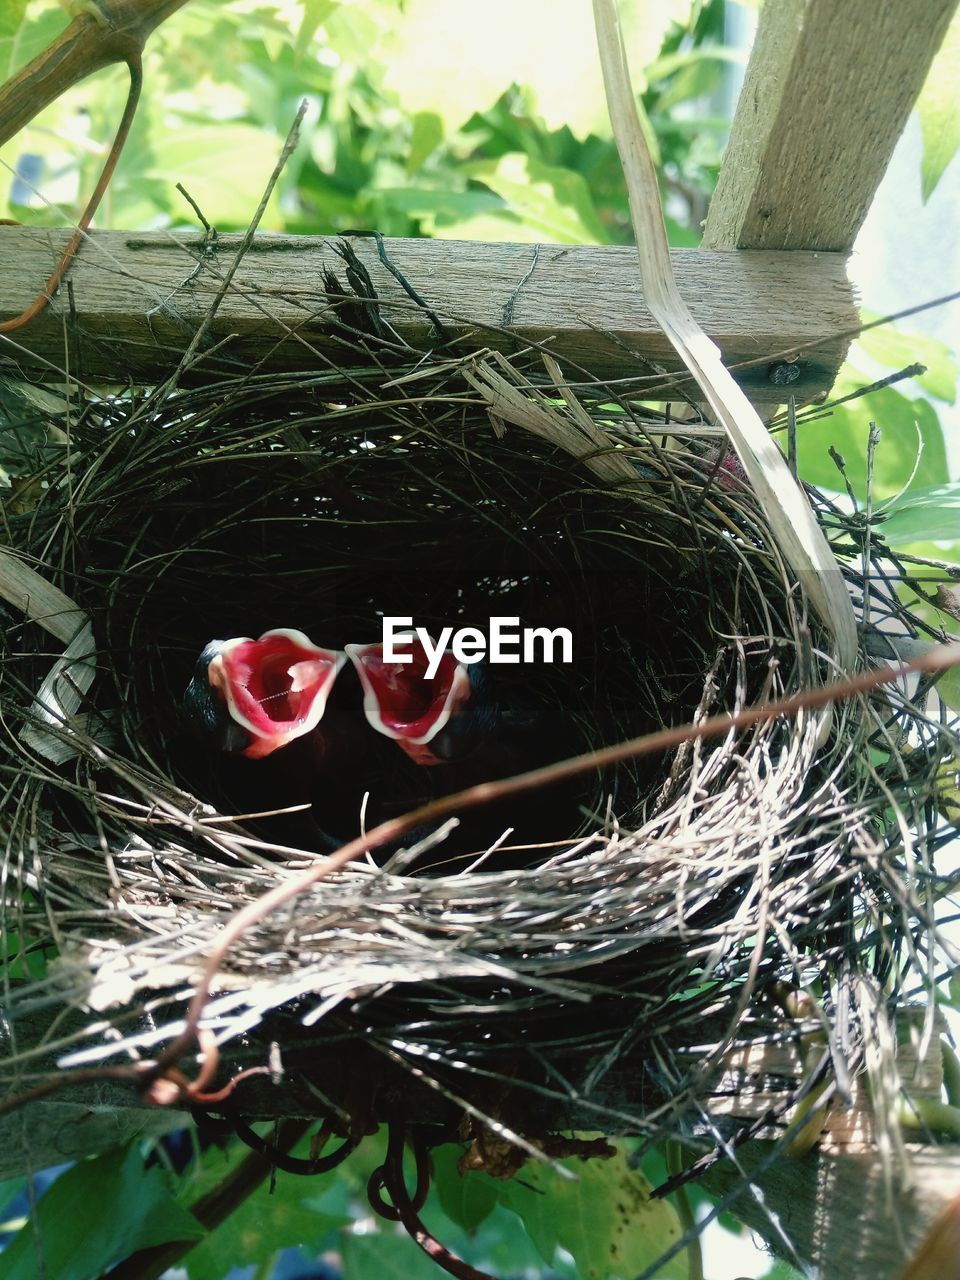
xmin=209 ymin=629 xmax=345 ymax=759
xmin=346 ymin=633 xmax=471 ymax=763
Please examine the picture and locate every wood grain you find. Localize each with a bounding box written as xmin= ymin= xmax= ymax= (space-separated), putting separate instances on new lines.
xmin=703 ymin=0 xmax=959 ymax=251
xmin=703 ymin=1143 xmax=960 ymax=1280
xmin=0 ymin=228 xmax=857 ymax=402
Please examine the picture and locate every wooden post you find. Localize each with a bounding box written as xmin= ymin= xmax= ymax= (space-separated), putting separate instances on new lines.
xmin=700 ymin=6 xmax=960 ymax=1260
xmin=703 ymin=1144 xmax=960 ymax=1279
xmin=703 ymin=0 xmax=959 ymax=251
xmin=0 ymin=228 xmax=856 ymax=402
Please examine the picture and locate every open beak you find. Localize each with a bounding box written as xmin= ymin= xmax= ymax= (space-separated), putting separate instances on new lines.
xmin=190 ymin=629 xmax=345 ymax=759
xmin=345 ymin=632 xmax=473 ymax=766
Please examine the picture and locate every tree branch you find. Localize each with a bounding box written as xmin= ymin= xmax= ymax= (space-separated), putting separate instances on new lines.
xmin=0 ymin=0 xmax=192 ymax=147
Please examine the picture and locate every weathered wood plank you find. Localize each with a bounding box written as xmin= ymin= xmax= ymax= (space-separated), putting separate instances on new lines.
xmin=703 ymin=1143 xmax=960 ymax=1280
xmin=711 ymin=1015 xmax=945 ymax=1148
xmin=0 ymin=229 xmax=856 ymax=401
xmin=703 ymin=0 xmax=959 ymax=251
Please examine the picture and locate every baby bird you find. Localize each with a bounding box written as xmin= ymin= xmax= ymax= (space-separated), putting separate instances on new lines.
xmin=345 ymin=631 xmax=500 ymax=767
xmin=183 ymin=628 xmax=364 ymax=851
xmin=183 ymin=628 xmax=345 ymax=760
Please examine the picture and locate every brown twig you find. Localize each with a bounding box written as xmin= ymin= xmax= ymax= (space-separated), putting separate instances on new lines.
xmin=142 ymin=1029 xmax=272 ymax=1108
xmin=232 ymin=1117 xmax=360 ymax=1175
xmin=0 ymin=1 xmax=189 ymax=145
xmin=162 ymin=98 xmax=307 ymax=388
xmin=0 ymin=54 xmax=142 ymax=334
xmin=368 ymin=1122 xmax=431 ymax=1221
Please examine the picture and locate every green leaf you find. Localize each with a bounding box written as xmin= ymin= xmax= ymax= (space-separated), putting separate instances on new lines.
xmin=375 ymin=186 xmax=505 ymax=231
xmin=295 ymin=0 xmax=338 ymax=60
xmin=467 ymin=154 xmax=608 ymax=243
xmin=142 ymin=124 xmax=285 ymax=229
xmin=639 ymin=1146 xmax=741 ymax=1235
xmin=379 ymin=0 xmax=692 ymax=138
xmin=647 ymin=47 xmax=744 ymax=113
xmin=0 ymin=932 xmax=49 ymax=981
xmin=937 ymin=667 xmax=960 ymax=717
xmin=761 ymin=1261 xmax=809 ymax=1280
xmin=180 ymin=1138 xmax=350 ymax=1280
xmin=0 ymin=1146 xmax=203 ymax=1280
xmin=0 ymin=0 xmax=27 ymax=39
xmin=408 ymin=111 xmax=444 ymax=171
xmin=890 ymin=538 xmax=960 ymax=567
xmin=878 ymin=482 xmax=960 ymax=544
xmin=467 ymin=1203 xmax=569 ymax=1275
xmin=0 ymin=1178 xmax=27 ymax=1234
xmin=855 ymin=315 xmax=958 ymax=404
xmin=431 ymin=1146 xmax=498 ymax=1233
xmin=0 ymin=8 xmax=73 ymax=120
xmin=341 ymin=1228 xmax=444 ymax=1280
xmin=497 ymin=1146 xmax=686 ymax=1280
xmin=496 ymin=1170 xmax=558 ymax=1262
xmin=323 ymin=0 xmax=392 ymax=66
xmin=430 ymin=211 xmax=537 ymax=243
xmin=186 ymin=1193 xmax=345 ymax=1280
xmin=794 ymin=366 xmax=948 ymax=501
xmin=645 ymin=45 xmax=745 ymax=86
xmin=918 ymin=9 xmax=960 ymax=202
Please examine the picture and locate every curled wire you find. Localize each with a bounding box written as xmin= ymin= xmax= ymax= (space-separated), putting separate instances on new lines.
xmin=231 ymin=1116 xmax=360 ymax=1175
xmin=368 ymin=1122 xmax=497 ymax=1280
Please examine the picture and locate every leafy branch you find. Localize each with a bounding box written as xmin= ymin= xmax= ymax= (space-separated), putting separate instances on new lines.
xmin=0 ymin=0 xmax=193 ymax=332
xmin=0 ymin=0 xmax=190 ymax=146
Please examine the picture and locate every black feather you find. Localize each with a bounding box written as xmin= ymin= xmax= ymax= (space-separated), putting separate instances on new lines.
xmin=182 ymin=640 xmax=249 ymax=754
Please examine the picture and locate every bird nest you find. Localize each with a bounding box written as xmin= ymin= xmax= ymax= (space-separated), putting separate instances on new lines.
xmin=1 ymin=286 xmax=957 ymax=1172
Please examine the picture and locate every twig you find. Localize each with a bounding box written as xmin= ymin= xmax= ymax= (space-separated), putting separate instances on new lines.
xmin=378 ymin=1122 xmax=496 ymax=1280
xmin=591 ymin=0 xmax=857 ymax=667
xmin=0 ymin=1 xmax=190 ymax=146
xmin=163 ymin=99 xmax=308 ymax=388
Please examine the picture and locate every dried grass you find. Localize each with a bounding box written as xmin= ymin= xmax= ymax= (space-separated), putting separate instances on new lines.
xmin=0 ymin=271 xmax=957 ymax=1169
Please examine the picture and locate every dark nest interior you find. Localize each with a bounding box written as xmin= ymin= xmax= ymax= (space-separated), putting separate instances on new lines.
xmin=1 ymin=304 xmax=958 ymax=1192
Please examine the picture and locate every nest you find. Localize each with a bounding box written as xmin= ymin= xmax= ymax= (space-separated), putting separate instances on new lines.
xmin=2 ymin=273 xmax=958 ymax=1177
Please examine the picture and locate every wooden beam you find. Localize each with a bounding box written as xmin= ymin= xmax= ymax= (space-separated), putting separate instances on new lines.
xmin=703 ymin=1142 xmax=960 ymax=1280
xmin=703 ymin=0 xmax=959 ymax=251
xmin=0 ymin=229 xmax=856 ymax=402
